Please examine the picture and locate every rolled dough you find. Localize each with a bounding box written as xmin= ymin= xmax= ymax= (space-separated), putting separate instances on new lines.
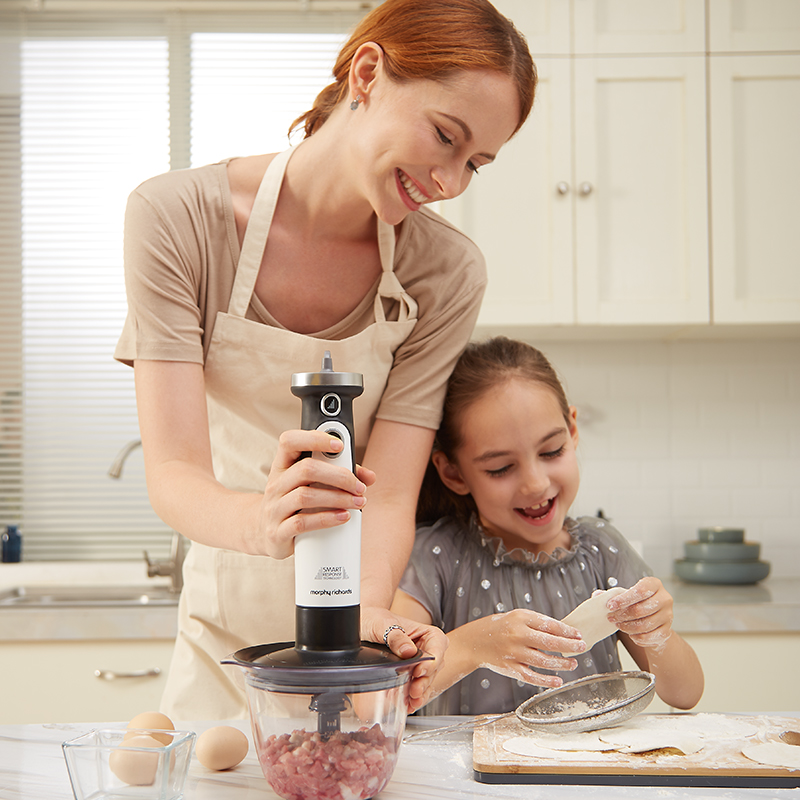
xmin=742 ymin=742 xmax=800 ymax=770
xmin=503 ymin=736 xmax=613 ymax=760
xmin=559 ymin=587 xmax=627 ymax=655
xmin=598 ymin=726 xmax=704 ymax=755
xmin=507 ymin=731 xmax=615 ymax=752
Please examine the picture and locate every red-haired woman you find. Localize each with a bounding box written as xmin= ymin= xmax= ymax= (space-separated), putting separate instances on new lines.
xmin=115 ymin=0 xmax=537 ymax=719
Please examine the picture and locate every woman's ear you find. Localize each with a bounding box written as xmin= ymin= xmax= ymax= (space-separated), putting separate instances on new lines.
xmin=568 ymin=405 xmax=579 ymax=448
xmin=348 ymin=42 xmax=384 ymax=105
xmin=432 ymin=451 xmax=471 ymax=496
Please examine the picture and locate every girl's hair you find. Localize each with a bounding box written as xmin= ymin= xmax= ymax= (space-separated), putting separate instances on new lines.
xmin=290 ymin=0 xmax=537 ymax=139
xmin=417 ymin=336 xmax=571 ymax=524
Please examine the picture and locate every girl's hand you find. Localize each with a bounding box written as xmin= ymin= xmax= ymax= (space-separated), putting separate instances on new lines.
xmin=252 ymin=429 xmax=376 ymax=558
xmin=606 ymin=577 xmax=674 ymax=653
xmin=465 ymin=609 xmax=584 ymax=689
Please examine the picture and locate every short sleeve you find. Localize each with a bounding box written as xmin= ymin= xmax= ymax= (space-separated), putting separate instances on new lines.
xmin=397 ymin=521 xmax=460 ymax=629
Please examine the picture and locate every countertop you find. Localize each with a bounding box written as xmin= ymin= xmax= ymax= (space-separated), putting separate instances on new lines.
xmin=1 ymin=715 xmax=798 ymax=800
xmin=0 ymin=562 xmax=798 ymax=642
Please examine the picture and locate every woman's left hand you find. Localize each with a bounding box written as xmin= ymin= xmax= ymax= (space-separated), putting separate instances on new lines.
xmin=361 ymin=607 xmax=448 ymax=713
xmin=605 ymin=577 xmax=674 ymax=653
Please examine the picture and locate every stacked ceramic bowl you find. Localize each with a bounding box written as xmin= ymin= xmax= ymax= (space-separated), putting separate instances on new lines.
xmin=674 ymin=527 xmax=770 ymax=584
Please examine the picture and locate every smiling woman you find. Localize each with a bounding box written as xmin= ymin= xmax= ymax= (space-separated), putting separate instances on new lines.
xmin=112 ymin=0 xmax=537 ymax=720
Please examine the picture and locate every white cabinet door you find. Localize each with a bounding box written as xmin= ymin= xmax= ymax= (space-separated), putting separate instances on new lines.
xmin=466 ymin=58 xmax=575 ymax=328
xmin=0 ymin=639 xmax=174 ymax=724
xmin=709 ymin=55 xmax=800 ymax=324
xmin=573 ymin=0 xmax=705 ymax=55
xmin=573 ymin=56 xmax=710 ymax=324
xmin=709 ymin=0 xmax=800 ymax=53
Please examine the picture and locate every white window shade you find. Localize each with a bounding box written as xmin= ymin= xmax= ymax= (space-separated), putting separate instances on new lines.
xmin=0 ymin=7 xmax=361 ymax=560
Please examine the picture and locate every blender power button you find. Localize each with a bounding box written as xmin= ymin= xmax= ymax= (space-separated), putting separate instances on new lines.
xmin=320 ymin=393 xmax=341 ymax=417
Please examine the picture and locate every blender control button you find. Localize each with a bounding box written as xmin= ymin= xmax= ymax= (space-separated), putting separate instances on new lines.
xmin=323 ymin=429 xmax=342 ymax=458
xmin=321 ymin=393 xmax=341 ymax=417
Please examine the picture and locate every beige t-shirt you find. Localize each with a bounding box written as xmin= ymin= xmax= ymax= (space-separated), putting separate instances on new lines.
xmin=115 ymin=159 xmax=486 ymax=431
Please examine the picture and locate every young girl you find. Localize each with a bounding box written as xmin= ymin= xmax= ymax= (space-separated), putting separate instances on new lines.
xmin=393 ymin=337 xmax=704 ymax=715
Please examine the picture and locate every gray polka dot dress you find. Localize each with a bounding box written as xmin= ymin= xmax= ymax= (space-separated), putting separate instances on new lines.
xmin=398 ymin=515 xmax=652 ymax=716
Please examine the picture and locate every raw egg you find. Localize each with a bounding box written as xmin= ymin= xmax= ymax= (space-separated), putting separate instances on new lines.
xmin=109 ymin=733 xmax=163 ymax=785
xmin=195 ymin=725 xmax=249 ymax=770
xmin=125 ymin=711 xmax=175 ymax=745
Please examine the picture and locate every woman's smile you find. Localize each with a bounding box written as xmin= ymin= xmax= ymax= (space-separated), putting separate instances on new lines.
xmin=396 ymin=168 xmax=429 ymax=208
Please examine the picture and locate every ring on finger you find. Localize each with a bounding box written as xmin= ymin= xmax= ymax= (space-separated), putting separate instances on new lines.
xmin=382 ymin=625 xmax=405 ymax=647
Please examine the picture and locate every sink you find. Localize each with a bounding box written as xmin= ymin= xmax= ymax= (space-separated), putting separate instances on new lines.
xmin=0 ymin=585 xmax=179 ymax=607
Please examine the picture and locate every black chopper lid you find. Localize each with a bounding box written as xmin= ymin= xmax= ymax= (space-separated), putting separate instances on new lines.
xmin=222 ymin=642 xmax=432 ymax=694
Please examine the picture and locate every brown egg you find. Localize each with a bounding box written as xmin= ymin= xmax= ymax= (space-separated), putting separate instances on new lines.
xmin=126 ymin=711 xmax=175 ymax=745
xmin=109 ymin=733 xmax=163 ymax=786
xmin=195 ymin=725 xmax=249 ymax=771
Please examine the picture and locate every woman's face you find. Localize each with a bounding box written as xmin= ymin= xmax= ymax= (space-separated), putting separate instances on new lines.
xmin=436 ymin=378 xmax=580 ymax=556
xmin=353 ymin=67 xmax=520 ymax=225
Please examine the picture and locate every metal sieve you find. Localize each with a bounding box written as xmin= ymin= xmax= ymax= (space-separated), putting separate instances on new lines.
xmin=515 ymin=670 xmax=656 ymax=734
xmin=403 ymin=670 xmax=655 ymax=742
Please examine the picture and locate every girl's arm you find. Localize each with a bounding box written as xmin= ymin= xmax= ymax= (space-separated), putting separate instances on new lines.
xmin=392 ymin=590 xmax=586 ymax=700
xmin=608 ymin=578 xmax=704 ymax=709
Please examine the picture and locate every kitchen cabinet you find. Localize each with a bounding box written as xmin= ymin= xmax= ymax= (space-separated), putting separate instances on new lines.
xmin=0 ymin=639 xmax=174 ymax=724
xmin=451 ymin=0 xmax=709 ymax=329
xmin=449 ymin=0 xmax=800 ymax=332
xmin=620 ymin=632 xmax=800 ymax=714
xmin=708 ymin=0 xmax=800 ymax=324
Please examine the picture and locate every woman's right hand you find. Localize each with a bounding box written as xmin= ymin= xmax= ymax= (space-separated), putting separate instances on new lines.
xmin=253 ymin=428 xmax=376 ymax=559
xmin=460 ymin=608 xmax=584 ymax=689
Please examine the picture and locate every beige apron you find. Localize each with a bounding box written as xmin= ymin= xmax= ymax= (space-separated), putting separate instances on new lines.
xmin=160 ymin=146 xmax=418 ymax=720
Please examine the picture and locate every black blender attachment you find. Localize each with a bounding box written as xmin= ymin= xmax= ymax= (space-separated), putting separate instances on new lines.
xmin=223 ymin=352 xmax=431 ymax=740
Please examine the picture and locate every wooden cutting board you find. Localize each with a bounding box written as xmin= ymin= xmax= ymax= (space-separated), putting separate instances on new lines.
xmin=473 ymin=713 xmax=800 ymax=787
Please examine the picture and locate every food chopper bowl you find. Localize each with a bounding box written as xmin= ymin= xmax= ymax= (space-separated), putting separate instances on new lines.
xmin=224 ymin=642 xmax=430 ymax=800
xmin=515 ymin=670 xmax=656 ymax=734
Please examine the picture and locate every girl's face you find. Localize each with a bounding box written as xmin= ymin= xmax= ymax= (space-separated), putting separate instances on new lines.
xmin=351 ymin=58 xmax=520 ymax=225
xmin=434 ymin=378 xmax=580 ymax=556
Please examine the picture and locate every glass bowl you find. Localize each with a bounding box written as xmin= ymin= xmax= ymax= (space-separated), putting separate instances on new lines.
xmin=62 ymin=728 xmax=195 ymax=800
xmin=226 ymin=642 xmax=429 ymax=800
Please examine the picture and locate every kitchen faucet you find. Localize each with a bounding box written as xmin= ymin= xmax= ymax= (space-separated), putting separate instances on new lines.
xmin=107 ymin=438 xmax=142 ymax=478
xmin=108 ymin=437 xmax=187 ymax=594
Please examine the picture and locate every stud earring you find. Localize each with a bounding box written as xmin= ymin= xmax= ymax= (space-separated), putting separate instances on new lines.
xmin=350 ymin=94 xmax=362 ymax=111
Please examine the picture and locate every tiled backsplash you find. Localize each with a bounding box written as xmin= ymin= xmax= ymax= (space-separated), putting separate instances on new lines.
xmin=528 ymin=337 xmax=800 ymax=579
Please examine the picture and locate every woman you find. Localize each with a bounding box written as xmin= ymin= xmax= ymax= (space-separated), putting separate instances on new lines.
xmin=115 ymin=0 xmax=536 ymax=719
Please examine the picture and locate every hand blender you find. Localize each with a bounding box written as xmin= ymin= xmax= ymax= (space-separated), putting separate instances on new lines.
xmin=290 ymin=350 xmax=363 ymax=658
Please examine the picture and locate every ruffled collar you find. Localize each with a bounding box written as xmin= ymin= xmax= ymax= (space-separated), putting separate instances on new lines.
xmin=470 ymin=515 xmax=582 ymax=568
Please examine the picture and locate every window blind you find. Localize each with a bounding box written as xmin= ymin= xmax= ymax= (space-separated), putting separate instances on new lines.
xmin=0 ymin=5 xmax=366 ymax=560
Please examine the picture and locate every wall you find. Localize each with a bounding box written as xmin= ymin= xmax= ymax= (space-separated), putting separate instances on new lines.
xmin=522 ymin=337 xmax=800 ymax=579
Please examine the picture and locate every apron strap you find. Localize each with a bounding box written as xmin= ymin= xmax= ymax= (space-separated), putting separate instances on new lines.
xmin=230 ymin=147 xmax=418 ymax=326
xmin=228 ymin=147 xmax=295 ymax=318
xmin=373 ymin=220 xmax=419 ymax=324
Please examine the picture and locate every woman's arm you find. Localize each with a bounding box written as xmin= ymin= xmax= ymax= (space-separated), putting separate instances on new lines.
xmin=609 ymin=578 xmax=704 ymax=709
xmin=133 ymin=359 xmax=371 ymax=557
xmin=357 ymin=419 xmax=449 ymax=710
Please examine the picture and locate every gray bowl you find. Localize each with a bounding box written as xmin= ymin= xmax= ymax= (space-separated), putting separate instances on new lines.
xmin=697 ymin=527 xmax=745 ymax=544
xmin=684 ymin=541 xmax=760 ymax=561
xmin=515 ymin=671 xmax=656 ymax=734
xmin=674 ymin=558 xmax=770 ymax=585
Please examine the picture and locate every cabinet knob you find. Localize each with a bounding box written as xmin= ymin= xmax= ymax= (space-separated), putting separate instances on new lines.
xmin=94 ymin=667 xmax=161 ymax=681
xmin=579 ymin=182 xmax=593 ymax=196
xmin=556 ymin=181 xmax=570 ymax=195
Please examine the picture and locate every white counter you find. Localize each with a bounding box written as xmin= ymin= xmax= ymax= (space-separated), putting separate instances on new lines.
xmin=1 ymin=716 xmax=798 ymax=800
